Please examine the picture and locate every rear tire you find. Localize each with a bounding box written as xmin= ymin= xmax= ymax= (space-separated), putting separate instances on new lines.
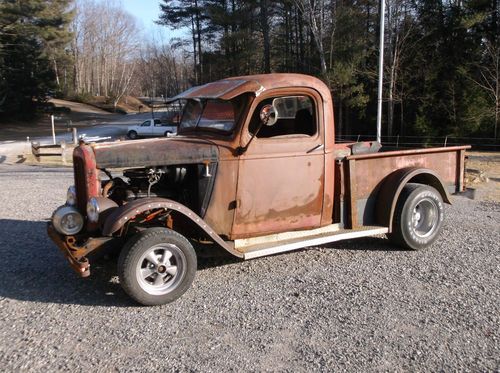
xmin=118 ymin=228 xmax=197 ymax=306
xmin=127 ymin=130 xmax=137 ymax=139
xmin=388 ymin=183 xmax=444 ymax=250
xmin=164 ymin=131 xmax=172 ymax=137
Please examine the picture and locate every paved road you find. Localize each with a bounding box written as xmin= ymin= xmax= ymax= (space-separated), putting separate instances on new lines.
xmin=0 ymin=113 xmax=159 ymax=162
xmin=34 ymin=113 xmax=155 ymax=144
xmin=0 ymin=164 xmax=498 ymax=371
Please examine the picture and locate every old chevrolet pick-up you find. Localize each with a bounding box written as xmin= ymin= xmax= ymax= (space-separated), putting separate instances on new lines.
xmin=48 ymin=74 xmax=470 ymax=305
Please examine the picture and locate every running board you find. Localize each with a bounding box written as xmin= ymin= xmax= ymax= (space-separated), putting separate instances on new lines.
xmin=235 ymin=226 xmax=389 ymax=260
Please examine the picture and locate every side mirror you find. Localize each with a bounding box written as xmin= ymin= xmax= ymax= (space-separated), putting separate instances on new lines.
xmin=259 ymin=104 xmax=278 ymax=126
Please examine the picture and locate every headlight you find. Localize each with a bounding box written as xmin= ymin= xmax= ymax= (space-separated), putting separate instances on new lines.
xmin=66 ymin=185 xmax=77 ymax=206
xmin=87 ymin=197 xmax=100 ymax=223
xmin=52 ymin=205 xmax=84 ymax=235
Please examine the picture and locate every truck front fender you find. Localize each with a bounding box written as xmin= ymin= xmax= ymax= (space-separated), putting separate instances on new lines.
xmin=376 ymin=168 xmax=451 ymax=231
xmin=101 ymin=197 xmax=243 ymax=258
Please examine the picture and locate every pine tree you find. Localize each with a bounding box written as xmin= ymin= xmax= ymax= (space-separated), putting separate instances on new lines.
xmin=158 ymin=0 xmax=208 ymax=84
xmin=0 ymin=0 xmax=73 ymax=118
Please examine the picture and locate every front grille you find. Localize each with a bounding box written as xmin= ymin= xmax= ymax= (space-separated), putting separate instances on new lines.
xmin=73 ymin=145 xmax=100 ymax=214
xmin=73 ymin=153 xmax=88 ymax=213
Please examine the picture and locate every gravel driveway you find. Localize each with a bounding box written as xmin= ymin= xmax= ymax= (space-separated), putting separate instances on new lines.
xmin=0 ymin=164 xmax=498 ymax=372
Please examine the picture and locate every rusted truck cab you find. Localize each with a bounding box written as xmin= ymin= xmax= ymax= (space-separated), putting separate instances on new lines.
xmin=48 ymin=74 xmax=469 ymax=305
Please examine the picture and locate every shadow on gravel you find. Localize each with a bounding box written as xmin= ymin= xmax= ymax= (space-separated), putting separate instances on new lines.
xmin=323 ymin=236 xmax=411 ymax=252
xmin=191 ymin=242 xmax=242 ymax=270
xmin=0 ymin=219 xmax=241 ymax=307
xmin=0 ymin=219 xmax=135 ymax=307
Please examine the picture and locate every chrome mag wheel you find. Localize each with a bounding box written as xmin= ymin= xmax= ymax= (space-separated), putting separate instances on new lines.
xmin=136 ymin=244 xmax=187 ymax=296
xmin=411 ymin=197 xmax=439 ymax=238
xmin=118 ymin=228 xmax=197 ymax=306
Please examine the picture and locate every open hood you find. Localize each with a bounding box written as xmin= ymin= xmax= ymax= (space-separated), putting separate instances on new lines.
xmin=92 ymin=137 xmax=219 ymax=169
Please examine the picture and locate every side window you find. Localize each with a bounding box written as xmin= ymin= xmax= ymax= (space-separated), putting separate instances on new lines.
xmin=154 ymin=119 xmax=162 ymax=126
xmin=248 ymin=95 xmax=316 ymax=138
xmin=141 ymin=121 xmax=150 ymax=127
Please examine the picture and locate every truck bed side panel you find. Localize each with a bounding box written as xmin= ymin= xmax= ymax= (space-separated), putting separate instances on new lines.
xmin=344 ymin=146 xmax=468 ymax=227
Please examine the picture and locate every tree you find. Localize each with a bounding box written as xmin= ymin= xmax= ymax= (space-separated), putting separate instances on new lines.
xmin=259 ymin=0 xmax=271 ymax=72
xmin=158 ymin=0 xmax=207 ymax=84
xmin=38 ymin=0 xmax=75 ymax=93
xmin=136 ymin=39 xmax=191 ymax=98
xmin=0 ymin=0 xmax=73 ymax=117
xmin=383 ymin=0 xmax=415 ymax=137
xmin=293 ymin=0 xmax=328 ymax=78
xmin=71 ymin=0 xmax=140 ymax=108
xmin=465 ymin=41 xmax=500 ymax=138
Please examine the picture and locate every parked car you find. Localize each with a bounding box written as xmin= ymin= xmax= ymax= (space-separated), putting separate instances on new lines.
xmin=127 ymin=118 xmax=177 ymax=139
xmin=48 ymin=73 xmax=470 ymax=306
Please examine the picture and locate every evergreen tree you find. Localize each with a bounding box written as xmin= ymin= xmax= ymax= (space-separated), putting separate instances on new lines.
xmin=0 ymin=0 xmax=73 ymax=118
xmin=158 ymin=0 xmax=208 ymax=84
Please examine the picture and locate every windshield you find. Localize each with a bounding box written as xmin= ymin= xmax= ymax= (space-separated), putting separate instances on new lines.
xmin=179 ymin=99 xmax=235 ymax=133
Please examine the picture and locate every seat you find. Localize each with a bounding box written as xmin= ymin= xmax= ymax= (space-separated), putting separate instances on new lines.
xmin=294 ymin=109 xmax=314 ymax=135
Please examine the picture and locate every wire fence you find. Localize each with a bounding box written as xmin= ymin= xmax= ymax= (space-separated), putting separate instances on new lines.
xmin=335 ymin=134 xmax=500 ymax=151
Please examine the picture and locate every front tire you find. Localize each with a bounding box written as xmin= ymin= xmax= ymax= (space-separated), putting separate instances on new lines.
xmin=127 ymin=130 xmax=138 ymax=139
xmin=118 ymin=228 xmax=197 ymax=306
xmin=389 ymin=183 xmax=444 ymax=250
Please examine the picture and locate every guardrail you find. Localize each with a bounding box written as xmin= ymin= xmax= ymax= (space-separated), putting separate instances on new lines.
xmin=31 ymin=141 xmax=72 ymax=165
xmin=30 ymin=133 xmax=113 ymax=165
xmin=31 ymin=142 xmax=66 ymax=157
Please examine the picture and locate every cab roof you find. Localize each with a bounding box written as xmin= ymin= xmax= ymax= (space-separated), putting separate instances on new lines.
xmin=169 ymin=73 xmax=332 ymax=102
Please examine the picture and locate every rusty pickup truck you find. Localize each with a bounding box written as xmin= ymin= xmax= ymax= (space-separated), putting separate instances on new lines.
xmin=48 ymin=74 xmax=470 ymax=305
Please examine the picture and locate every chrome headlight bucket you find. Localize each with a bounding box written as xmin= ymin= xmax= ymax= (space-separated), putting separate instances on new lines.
xmin=66 ymin=185 xmax=77 ymax=206
xmin=86 ymin=197 xmax=118 ymax=224
xmin=52 ymin=205 xmax=84 ymax=235
xmin=87 ymin=197 xmax=100 ymax=223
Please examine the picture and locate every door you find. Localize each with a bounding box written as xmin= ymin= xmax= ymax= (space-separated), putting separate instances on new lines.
xmin=139 ymin=120 xmax=152 ymax=136
xmin=232 ymin=93 xmax=325 ymax=238
xmin=152 ymin=119 xmax=164 ymax=135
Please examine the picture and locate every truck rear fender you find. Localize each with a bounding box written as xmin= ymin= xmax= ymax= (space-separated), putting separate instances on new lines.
xmin=101 ymin=198 xmax=243 ymax=258
xmin=376 ymin=168 xmax=451 ymax=232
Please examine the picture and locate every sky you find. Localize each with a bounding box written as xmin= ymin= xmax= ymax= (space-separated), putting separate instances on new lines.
xmin=96 ymin=0 xmax=184 ymax=40
xmin=121 ymin=0 xmax=162 ymax=31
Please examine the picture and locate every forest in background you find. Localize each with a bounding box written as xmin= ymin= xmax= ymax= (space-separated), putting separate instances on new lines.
xmin=0 ymin=0 xmax=498 ymax=141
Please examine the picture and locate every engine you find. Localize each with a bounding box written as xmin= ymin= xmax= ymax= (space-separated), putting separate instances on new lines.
xmin=103 ymin=163 xmax=216 ymax=218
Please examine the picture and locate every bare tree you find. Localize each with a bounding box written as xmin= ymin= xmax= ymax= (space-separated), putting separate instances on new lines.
xmin=386 ymin=0 xmax=414 ymax=136
xmin=293 ymin=0 xmax=329 ymax=79
xmin=136 ymin=37 xmax=192 ymax=99
xmin=467 ymin=41 xmax=500 ymax=138
xmin=71 ymin=0 xmax=140 ymax=107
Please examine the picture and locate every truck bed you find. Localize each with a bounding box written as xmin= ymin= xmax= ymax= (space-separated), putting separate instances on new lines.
xmin=334 ymin=145 xmax=470 ymax=228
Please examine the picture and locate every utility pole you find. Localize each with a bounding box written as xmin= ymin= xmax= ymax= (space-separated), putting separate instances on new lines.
xmin=376 ymin=0 xmax=386 ymax=144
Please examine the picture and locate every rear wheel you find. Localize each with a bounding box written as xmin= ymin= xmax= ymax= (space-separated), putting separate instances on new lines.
xmin=164 ymin=131 xmax=172 ymax=137
xmin=388 ymin=183 xmax=444 ymax=250
xmin=127 ymin=130 xmax=137 ymax=139
xmin=118 ymin=228 xmax=197 ymax=306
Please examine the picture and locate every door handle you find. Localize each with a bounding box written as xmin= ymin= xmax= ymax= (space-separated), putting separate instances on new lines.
xmin=307 ymin=144 xmax=324 ymax=153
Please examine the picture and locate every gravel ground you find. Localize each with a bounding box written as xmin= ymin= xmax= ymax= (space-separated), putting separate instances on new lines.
xmin=0 ymin=164 xmax=498 ymax=372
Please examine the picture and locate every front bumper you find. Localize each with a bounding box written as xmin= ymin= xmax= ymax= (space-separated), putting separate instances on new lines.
xmin=47 ymin=223 xmax=114 ymax=278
